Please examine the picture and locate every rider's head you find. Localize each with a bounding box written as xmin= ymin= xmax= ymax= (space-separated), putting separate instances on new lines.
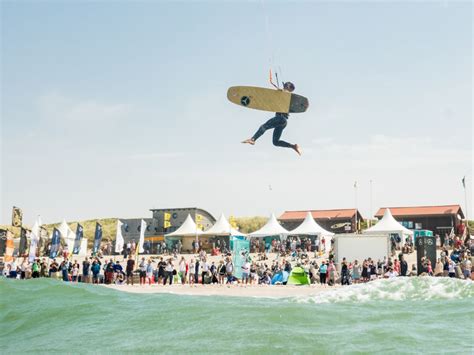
xmin=283 ymin=82 xmax=295 ymax=92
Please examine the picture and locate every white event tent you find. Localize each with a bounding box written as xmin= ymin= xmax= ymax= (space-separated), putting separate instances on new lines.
xmin=289 ymin=211 xmax=334 ymax=238
xmin=165 ymin=214 xmax=203 ymax=237
xmin=249 ymin=213 xmax=289 ymax=238
xmin=363 ymin=208 xmax=413 ymax=243
xmin=201 ymin=213 xmax=244 ymax=237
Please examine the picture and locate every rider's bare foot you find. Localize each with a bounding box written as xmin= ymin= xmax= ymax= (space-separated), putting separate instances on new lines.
xmin=293 ymin=144 xmax=302 ymax=156
xmin=242 ymin=138 xmax=255 ymax=145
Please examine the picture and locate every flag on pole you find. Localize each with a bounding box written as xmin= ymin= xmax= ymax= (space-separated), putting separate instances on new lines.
xmin=137 ymin=219 xmax=146 ymax=254
xmin=4 ymin=230 xmax=14 ymax=263
xmin=92 ymin=223 xmax=103 ymax=255
xmin=73 ymin=224 xmax=84 ymax=254
xmin=19 ymin=228 xmax=28 ymax=255
xmin=462 ymin=176 xmax=465 ymax=188
xmin=50 ymin=228 xmax=61 ymax=259
xmin=115 ymin=220 xmax=124 ymax=254
xmin=11 ymin=206 xmax=23 ymax=227
xmin=28 ymin=216 xmax=42 ymax=262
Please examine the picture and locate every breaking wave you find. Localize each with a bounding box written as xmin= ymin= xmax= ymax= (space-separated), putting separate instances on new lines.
xmin=292 ymin=277 xmax=474 ymax=304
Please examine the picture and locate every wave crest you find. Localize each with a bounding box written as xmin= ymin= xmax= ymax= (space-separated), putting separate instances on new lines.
xmin=292 ymin=277 xmax=474 ymax=304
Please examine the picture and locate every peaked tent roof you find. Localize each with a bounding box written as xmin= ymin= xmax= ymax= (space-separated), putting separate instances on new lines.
xmin=165 ymin=214 xmax=203 ymax=237
xmin=201 ymin=213 xmax=244 ymax=236
xmin=249 ymin=213 xmax=289 ymax=237
xmin=364 ymin=208 xmax=413 ymax=235
xmin=289 ymin=212 xmax=335 ymax=237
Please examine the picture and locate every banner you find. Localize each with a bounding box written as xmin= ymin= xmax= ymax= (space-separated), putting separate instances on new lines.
xmin=11 ymin=206 xmax=23 ymax=227
xmin=73 ymin=224 xmax=84 ymax=254
xmin=115 ymin=220 xmax=124 ymax=253
xmin=4 ymin=230 xmax=14 ymax=263
xmin=164 ymin=212 xmax=172 ymax=229
xmin=137 ymin=219 xmax=146 ymax=254
xmin=19 ymin=228 xmax=28 ymax=255
xmin=92 ymin=223 xmax=103 ymax=255
xmin=50 ymin=228 xmax=61 ymax=259
xmin=231 ymin=236 xmax=250 ymax=279
xmin=28 ymin=217 xmax=42 ymax=262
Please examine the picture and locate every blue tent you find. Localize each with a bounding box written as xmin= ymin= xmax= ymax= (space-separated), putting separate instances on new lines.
xmin=271 ymin=271 xmax=289 ymax=285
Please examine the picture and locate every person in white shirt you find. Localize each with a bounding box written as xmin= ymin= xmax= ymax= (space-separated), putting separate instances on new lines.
xmin=241 ymin=261 xmax=250 ymax=284
xmin=178 ymin=257 xmax=186 ymax=284
xmin=164 ymin=259 xmax=174 ymax=285
xmin=384 ymin=268 xmax=398 ymax=278
xmin=201 ymin=259 xmax=209 ymax=285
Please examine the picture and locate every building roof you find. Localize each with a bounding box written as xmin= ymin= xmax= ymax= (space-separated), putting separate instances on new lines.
xmin=375 ymin=205 xmax=464 ymax=218
xmin=279 ymin=209 xmax=360 ymax=221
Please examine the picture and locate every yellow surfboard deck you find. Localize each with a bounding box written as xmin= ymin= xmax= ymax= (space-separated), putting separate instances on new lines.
xmin=227 ymin=86 xmax=309 ymax=114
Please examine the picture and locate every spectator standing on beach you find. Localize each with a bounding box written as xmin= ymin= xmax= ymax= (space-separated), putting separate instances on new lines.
xmin=164 ymin=259 xmax=174 ymax=285
xmin=352 ymin=260 xmax=361 ymax=283
xmin=31 ymin=259 xmax=40 ymax=278
xmin=126 ymin=256 xmax=135 ymax=285
xmin=462 ymin=256 xmax=472 ymax=279
xmin=146 ymin=259 xmax=154 ymax=285
xmin=225 ymin=257 xmax=234 ymax=282
xmin=327 ymin=260 xmax=336 ymax=286
xmin=189 ymin=259 xmax=195 ymax=285
xmin=82 ymin=257 xmax=91 ymax=283
xmin=217 ymin=260 xmax=226 ymax=284
xmin=242 ymin=260 xmax=250 ymax=284
xmin=105 ymin=259 xmax=115 ymax=284
xmin=91 ymin=259 xmax=101 ymax=284
xmin=40 ymin=259 xmax=48 ymax=278
xmin=178 ymin=257 xmax=186 ymax=284
xmin=139 ymin=258 xmax=147 ymax=285
xmin=399 ymin=255 xmax=408 ymax=276
xmin=49 ymin=259 xmax=59 ymax=278
xmin=201 ymin=258 xmax=209 ymax=285
xmin=319 ymin=261 xmax=327 ymax=285
xmin=71 ymin=261 xmax=79 ymax=282
xmin=125 ymin=241 xmax=131 ymax=258
xmin=60 ymin=260 xmax=69 ymax=282
xmin=434 ymin=258 xmax=443 ymax=276
xmin=194 ymin=259 xmax=200 ymax=284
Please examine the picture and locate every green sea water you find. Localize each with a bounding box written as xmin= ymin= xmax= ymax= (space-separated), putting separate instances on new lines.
xmin=1 ymin=277 xmax=473 ymax=354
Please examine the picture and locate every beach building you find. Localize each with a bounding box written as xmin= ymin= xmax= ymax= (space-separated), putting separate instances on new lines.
xmin=279 ymin=209 xmax=364 ymax=234
xmin=120 ymin=207 xmax=216 ymax=253
xmin=374 ymin=205 xmax=465 ymax=236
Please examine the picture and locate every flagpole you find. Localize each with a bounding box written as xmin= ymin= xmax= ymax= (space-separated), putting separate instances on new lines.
xmin=354 ymin=181 xmax=358 ymax=233
xmin=369 ymin=180 xmax=373 ymax=228
xmin=463 ymin=176 xmax=469 ymax=222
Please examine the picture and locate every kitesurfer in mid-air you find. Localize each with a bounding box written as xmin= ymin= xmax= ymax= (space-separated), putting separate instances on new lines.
xmin=241 ymin=81 xmax=302 ymax=156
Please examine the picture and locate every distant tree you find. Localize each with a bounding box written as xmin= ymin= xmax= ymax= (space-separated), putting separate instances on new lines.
xmin=234 ymin=216 xmax=268 ymax=234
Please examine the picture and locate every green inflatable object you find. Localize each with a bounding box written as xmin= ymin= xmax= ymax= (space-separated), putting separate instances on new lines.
xmin=287 ymin=267 xmax=310 ymax=285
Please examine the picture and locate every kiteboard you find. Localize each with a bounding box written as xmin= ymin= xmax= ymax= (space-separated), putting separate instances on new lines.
xmin=227 ymin=86 xmax=309 ymax=113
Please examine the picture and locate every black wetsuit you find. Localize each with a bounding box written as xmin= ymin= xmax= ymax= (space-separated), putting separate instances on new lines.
xmin=252 ymin=113 xmax=294 ymax=148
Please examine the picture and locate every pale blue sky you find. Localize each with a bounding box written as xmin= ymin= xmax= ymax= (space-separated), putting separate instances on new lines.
xmin=1 ymin=1 xmax=472 ymax=225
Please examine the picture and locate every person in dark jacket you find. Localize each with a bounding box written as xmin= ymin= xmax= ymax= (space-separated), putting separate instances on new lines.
xmin=399 ymin=254 xmax=408 ymax=276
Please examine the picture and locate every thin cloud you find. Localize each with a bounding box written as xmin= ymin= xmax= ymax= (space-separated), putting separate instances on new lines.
xmin=129 ymin=152 xmax=186 ymax=160
xmin=37 ymin=92 xmax=132 ymax=122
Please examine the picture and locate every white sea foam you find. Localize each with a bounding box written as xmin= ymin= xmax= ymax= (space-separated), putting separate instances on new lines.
xmin=292 ymin=277 xmax=474 ymax=304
